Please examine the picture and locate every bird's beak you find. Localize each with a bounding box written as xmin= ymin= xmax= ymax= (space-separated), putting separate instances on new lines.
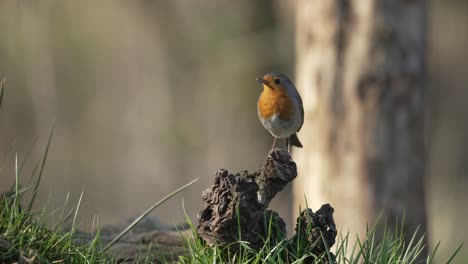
xmin=257 ymin=78 xmax=273 ymax=89
xmin=256 ymin=78 xmax=268 ymax=85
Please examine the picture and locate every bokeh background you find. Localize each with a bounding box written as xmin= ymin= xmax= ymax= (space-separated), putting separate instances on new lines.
xmin=0 ymin=0 xmax=466 ymax=262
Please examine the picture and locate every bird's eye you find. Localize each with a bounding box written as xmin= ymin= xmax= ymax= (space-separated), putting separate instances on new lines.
xmin=274 ymin=78 xmax=282 ymax=84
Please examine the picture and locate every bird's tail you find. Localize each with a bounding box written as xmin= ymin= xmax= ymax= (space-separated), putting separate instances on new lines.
xmin=290 ymin=133 xmax=303 ymax=148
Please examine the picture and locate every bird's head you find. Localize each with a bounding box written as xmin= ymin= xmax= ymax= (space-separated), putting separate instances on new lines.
xmin=256 ymin=72 xmax=293 ymax=91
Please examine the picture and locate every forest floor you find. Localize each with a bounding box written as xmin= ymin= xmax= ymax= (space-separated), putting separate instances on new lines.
xmin=0 ymin=180 xmax=462 ymax=263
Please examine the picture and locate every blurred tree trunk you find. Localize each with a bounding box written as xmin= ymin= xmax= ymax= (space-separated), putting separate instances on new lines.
xmin=294 ymin=0 xmax=427 ymax=249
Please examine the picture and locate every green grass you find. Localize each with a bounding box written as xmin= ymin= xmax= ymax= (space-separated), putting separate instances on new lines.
xmin=0 ymin=190 xmax=111 ymax=263
xmin=0 ymin=151 xmax=197 ymax=264
xmin=0 ymin=120 xmax=114 ymax=263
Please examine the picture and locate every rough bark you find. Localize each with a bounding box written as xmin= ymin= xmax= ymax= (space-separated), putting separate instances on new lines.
xmin=292 ymin=204 xmax=337 ymax=259
xmin=294 ymin=0 xmax=427 ymax=251
xmin=197 ymin=149 xmax=336 ymax=257
xmin=197 ymin=149 xmax=296 ymax=249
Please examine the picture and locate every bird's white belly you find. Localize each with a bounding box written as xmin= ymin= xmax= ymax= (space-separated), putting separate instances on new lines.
xmin=261 ymin=112 xmax=301 ymax=138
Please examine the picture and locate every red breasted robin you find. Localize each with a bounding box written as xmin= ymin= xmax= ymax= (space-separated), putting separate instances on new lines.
xmin=256 ymin=72 xmax=304 ymax=153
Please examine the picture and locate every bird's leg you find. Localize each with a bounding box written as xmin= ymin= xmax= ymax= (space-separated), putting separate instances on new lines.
xmin=285 ymin=137 xmax=291 ymax=154
xmin=271 ymin=138 xmax=277 ymax=151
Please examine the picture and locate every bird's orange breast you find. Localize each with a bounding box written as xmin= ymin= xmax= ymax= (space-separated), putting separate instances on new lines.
xmin=258 ymin=88 xmax=294 ymax=121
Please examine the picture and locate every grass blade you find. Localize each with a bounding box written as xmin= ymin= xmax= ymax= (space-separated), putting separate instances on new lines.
xmin=72 ymin=191 xmax=84 ymax=231
xmin=103 ymin=177 xmax=199 ymax=251
xmin=27 ymin=120 xmax=56 ymax=212
xmin=0 ymin=77 xmax=5 ymax=110
xmin=446 ymin=243 xmax=463 ymax=264
xmin=13 ymin=153 xmax=20 ymax=212
xmin=320 ymin=231 xmax=333 ymax=263
xmin=1 ymin=139 xmax=16 ymax=175
xmin=18 ymin=137 xmax=38 ymax=176
xmin=427 ymin=241 xmax=440 ymax=264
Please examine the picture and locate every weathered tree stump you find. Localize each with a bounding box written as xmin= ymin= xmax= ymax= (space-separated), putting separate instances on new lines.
xmin=197 ymin=149 xmax=337 ymax=257
xmin=292 ymin=204 xmax=337 ymax=257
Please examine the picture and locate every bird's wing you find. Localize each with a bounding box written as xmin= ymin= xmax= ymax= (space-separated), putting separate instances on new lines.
xmin=297 ymin=94 xmax=304 ymax=132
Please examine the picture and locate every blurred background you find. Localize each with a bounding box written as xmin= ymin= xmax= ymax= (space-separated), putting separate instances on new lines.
xmin=0 ymin=0 xmax=466 ymax=262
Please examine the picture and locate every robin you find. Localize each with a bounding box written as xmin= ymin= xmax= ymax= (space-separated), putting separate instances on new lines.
xmin=256 ymin=72 xmax=304 ymax=153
